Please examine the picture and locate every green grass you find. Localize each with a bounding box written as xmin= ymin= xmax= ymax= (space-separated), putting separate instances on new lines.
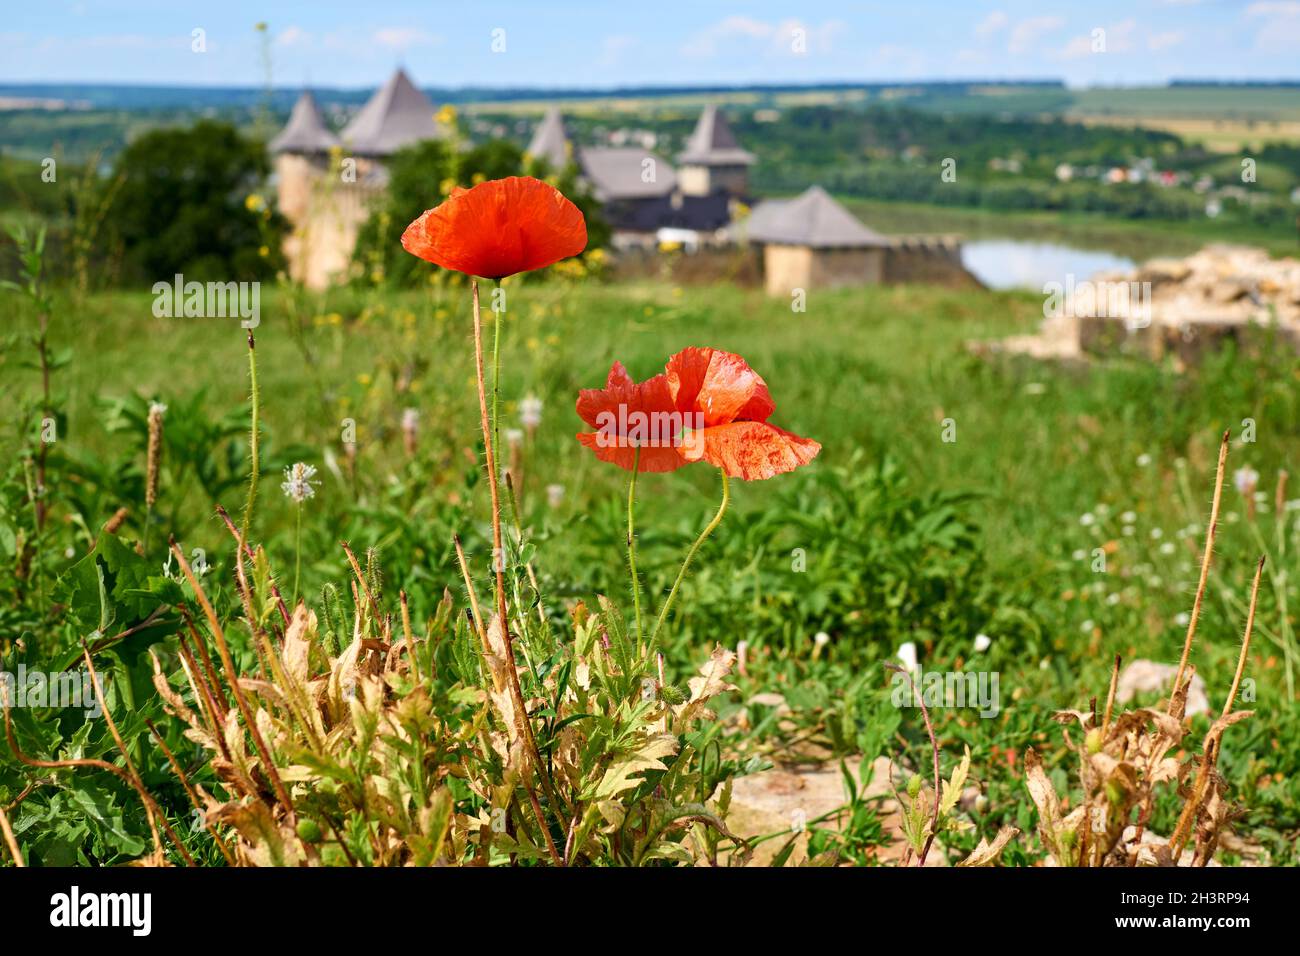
xmin=4 ymin=276 xmax=1300 ymax=864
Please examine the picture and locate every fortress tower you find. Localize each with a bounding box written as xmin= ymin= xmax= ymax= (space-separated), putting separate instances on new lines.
xmin=271 ymin=70 xmax=449 ymax=288
xmin=676 ymin=105 xmax=754 ymax=200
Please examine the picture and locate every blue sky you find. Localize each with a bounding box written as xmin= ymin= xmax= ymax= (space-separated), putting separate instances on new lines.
xmin=2 ymin=0 xmax=1298 ymax=88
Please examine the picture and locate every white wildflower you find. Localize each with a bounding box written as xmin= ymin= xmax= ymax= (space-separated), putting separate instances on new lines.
xmin=1234 ymin=466 xmax=1259 ymax=496
xmin=973 ymin=633 xmax=992 ymax=653
xmin=520 ymin=394 xmax=543 ymax=429
xmin=546 ymin=483 xmax=565 ymax=508
xmin=281 ymin=462 xmax=318 ymax=503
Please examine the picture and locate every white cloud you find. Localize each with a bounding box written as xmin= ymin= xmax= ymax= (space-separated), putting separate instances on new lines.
xmin=1246 ymin=1 xmax=1300 ymax=14
xmin=1244 ymin=1 xmax=1300 ymax=51
xmin=1057 ymin=19 xmax=1136 ymax=59
xmin=598 ymin=34 xmax=636 ymax=69
xmin=680 ymin=15 xmax=846 ymax=58
xmin=276 ymin=26 xmax=310 ymax=48
xmin=1147 ymin=30 xmax=1185 ymax=51
xmin=974 ymin=11 xmax=1008 ymax=39
xmin=371 ymin=27 xmax=439 ymax=51
xmin=1007 ymin=16 xmax=1065 ymax=55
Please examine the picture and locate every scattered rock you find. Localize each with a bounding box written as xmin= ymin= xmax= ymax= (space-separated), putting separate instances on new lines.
xmin=1119 ymin=826 xmax=1219 ymax=867
xmin=725 ymin=755 xmax=948 ymax=866
xmin=1116 ymin=659 xmax=1210 ymax=718
xmin=984 ymin=245 xmax=1300 ymax=366
xmin=747 ymin=692 xmax=791 ymax=713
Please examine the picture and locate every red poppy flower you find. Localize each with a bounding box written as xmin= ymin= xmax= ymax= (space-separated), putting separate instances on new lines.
xmin=666 ymin=347 xmax=820 ymax=481
xmin=576 ymin=349 xmax=820 ymax=481
xmin=401 ymin=176 xmax=587 ymax=279
xmin=575 ymin=362 xmax=687 ymax=473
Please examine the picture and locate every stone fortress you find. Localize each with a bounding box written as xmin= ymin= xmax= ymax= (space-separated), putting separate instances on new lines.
xmin=271 ymin=69 xmax=971 ymax=293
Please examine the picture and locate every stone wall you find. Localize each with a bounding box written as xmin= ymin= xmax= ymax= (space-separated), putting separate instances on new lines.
xmin=884 ymin=236 xmax=980 ymax=288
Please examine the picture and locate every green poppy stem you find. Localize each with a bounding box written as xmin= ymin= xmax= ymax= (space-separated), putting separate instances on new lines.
xmin=627 ymin=446 xmax=643 ymax=654
xmin=491 ymin=290 xmax=503 ymax=496
xmin=240 ymin=331 xmax=259 ymax=550
xmin=651 ymin=468 xmax=730 ymax=645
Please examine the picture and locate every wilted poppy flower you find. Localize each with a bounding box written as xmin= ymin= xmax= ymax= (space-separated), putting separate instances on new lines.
xmin=576 ymin=361 xmax=687 ymax=473
xmin=401 ymin=175 xmax=587 ymax=278
xmin=665 ymin=347 xmax=820 ymax=481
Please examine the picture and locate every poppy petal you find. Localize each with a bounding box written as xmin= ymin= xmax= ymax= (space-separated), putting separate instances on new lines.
xmin=666 ymin=347 xmax=775 ymax=426
xmin=576 ymin=367 xmax=668 ymax=428
xmin=401 ymin=176 xmax=587 ymax=278
xmin=576 ymin=432 xmax=687 ymax=473
xmin=681 ymin=421 xmax=821 ymax=481
xmin=606 ymin=361 xmax=634 ymax=390
xmin=574 ymin=368 xmax=687 ymax=472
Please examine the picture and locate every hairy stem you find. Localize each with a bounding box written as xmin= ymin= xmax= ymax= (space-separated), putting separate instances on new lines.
xmin=240 ymin=331 xmax=260 ymax=549
xmin=652 ymin=468 xmax=730 ymax=645
xmin=470 ymin=280 xmax=562 ymax=865
xmin=1169 ymin=429 xmax=1229 ymax=716
xmin=628 ymin=446 xmax=643 ymax=653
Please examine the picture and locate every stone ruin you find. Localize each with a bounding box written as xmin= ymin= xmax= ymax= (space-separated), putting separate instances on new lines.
xmin=980 ymin=244 xmax=1300 ymax=368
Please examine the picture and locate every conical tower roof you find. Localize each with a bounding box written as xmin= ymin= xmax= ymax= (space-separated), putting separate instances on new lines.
xmin=269 ymin=91 xmax=339 ymax=154
xmin=678 ymin=105 xmax=754 ymax=166
xmin=746 ymin=186 xmax=888 ymax=248
xmin=341 ymin=69 xmax=445 ymax=156
xmin=526 ymin=107 xmax=572 ymax=170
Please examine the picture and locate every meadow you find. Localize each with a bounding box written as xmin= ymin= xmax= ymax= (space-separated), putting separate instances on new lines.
xmin=4 ymin=266 xmax=1298 ymax=865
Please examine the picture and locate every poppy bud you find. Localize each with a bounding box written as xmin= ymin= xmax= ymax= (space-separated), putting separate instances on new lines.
xmin=296 ymin=818 xmax=323 ymax=844
xmin=907 ymin=773 xmax=922 ymax=800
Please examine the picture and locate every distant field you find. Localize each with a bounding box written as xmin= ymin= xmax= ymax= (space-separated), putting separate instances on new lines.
xmin=327 ymin=83 xmax=1300 ymax=156
xmin=462 ymin=87 xmax=874 ymax=117
xmin=1069 ymin=86 xmax=1300 ymax=120
xmin=1073 ymin=115 xmax=1300 ymax=151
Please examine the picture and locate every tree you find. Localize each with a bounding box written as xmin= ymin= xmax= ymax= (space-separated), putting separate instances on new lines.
xmin=103 ymin=120 xmax=283 ymax=284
